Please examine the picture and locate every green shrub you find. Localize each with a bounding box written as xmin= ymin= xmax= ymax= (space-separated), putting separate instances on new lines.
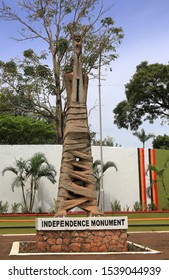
xmin=0 ymin=201 xmax=9 ymax=213
xmin=147 ymin=202 xmax=157 ymax=211
xmin=110 ymin=199 xmax=121 ymax=211
xmin=11 ymin=202 xmax=22 ymax=213
xmin=133 ymin=201 xmax=142 ymax=211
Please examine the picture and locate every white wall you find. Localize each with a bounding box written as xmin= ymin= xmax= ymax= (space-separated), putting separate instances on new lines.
xmin=93 ymin=147 xmax=140 ymax=211
xmin=0 ymin=145 xmax=140 ymax=212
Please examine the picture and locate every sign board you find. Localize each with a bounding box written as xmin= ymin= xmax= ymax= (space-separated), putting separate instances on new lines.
xmin=36 ymin=216 xmax=128 ymax=231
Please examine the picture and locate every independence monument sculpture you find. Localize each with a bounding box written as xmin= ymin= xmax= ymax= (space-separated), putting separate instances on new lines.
xmin=55 ymin=24 xmax=100 ymax=216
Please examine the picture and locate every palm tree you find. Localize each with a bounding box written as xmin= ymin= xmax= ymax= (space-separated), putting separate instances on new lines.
xmin=133 ymin=128 xmax=154 ymax=148
xmin=2 ymin=153 xmax=57 ymax=213
xmin=93 ymin=160 xmax=117 ymax=206
xmin=2 ymin=158 xmax=28 ymax=212
xmin=26 ymin=153 xmax=57 ymax=212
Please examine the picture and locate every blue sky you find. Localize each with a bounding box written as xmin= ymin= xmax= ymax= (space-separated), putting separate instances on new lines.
xmin=1 ymin=0 xmax=169 ymax=147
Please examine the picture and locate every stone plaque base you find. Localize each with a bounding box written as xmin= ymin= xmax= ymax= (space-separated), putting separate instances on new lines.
xmin=36 ymin=229 xmax=127 ymax=253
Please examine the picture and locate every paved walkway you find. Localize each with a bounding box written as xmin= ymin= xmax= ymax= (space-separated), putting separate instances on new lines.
xmin=0 ymin=232 xmax=169 ymax=260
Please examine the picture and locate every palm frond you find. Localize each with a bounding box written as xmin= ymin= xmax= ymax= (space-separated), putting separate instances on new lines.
xmin=2 ymin=166 xmax=18 ymax=176
xmin=11 ymin=177 xmax=25 ymax=192
xmin=27 ymin=153 xmax=49 ymax=175
xmin=36 ymin=166 xmax=56 ymax=179
xmin=93 ymin=160 xmax=101 ymax=169
xmin=103 ymin=161 xmax=118 ymax=173
xmin=15 ymin=158 xmax=27 ymax=170
xmin=47 ymin=173 xmax=57 ymax=184
xmin=147 ymin=164 xmax=159 ymax=174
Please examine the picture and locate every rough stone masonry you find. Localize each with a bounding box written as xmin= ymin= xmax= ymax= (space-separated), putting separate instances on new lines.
xmin=36 ymin=229 xmax=127 ymax=253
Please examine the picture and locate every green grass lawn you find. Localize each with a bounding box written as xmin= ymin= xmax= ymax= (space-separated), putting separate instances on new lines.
xmin=110 ymin=212 xmax=169 ymax=231
xmin=0 ymin=212 xmax=169 ymax=234
xmin=0 ymin=215 xmax=36 ymax=234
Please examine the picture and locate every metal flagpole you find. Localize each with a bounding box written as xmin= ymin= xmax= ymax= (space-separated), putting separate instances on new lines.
xmin=98 ymin=52 xmax=104 ymax=214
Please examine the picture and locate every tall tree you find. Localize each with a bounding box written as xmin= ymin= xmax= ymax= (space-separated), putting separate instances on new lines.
xmin=0 ymin=49 xmax=55 ymax=122
xmin=0 ymin=0 xmax=124 ymax=143
xmin=133 ymin=128 xmax=154 ymax=148
xmin=0 ymin=115 xmax=56 ymax=144
xmin=153 ymin=134 xmax=169 ymax=150
xmin=113 ymin=61 xmax=169 ymax=130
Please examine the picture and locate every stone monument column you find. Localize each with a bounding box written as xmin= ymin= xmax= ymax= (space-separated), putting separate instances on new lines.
xmin=55 ymin=25 xmax=101 ymax=216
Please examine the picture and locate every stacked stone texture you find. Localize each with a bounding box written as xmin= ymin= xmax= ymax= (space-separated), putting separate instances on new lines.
xmin=36 ymin=229 xmax=127 ymax=253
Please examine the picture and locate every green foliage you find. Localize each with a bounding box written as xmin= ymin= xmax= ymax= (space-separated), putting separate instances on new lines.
xmin=153 ymin=134 xmax=169 ymax=150
xmin=0 ymin=49 xmax=55 ymax=123
xmin=147 ymin=203 xmax=157 ymax=211
xmin=24 ymin=49 xmax=36 ymax=58
xmin=11 ymin=202 xmax=22 ymax=213
xmin=55 ymin=37 xmax=69 ymax=56
xmin=0 ymin=115 xmax=56 ymax=144
xmin=113 ymin=61 xmax=169 ymax=130
xmin=133 ymin=201 xmax=143 ymax=211
xmin=91 ymin=135 xmax=121 ymax=147
xmin=2 ymin=153 xmax=57 ymax=213
xmin=0 ymin=201 xmax=9 ymax=214
xmin=83 ymin=16 xmax=124 ymax=74
xmin=93 ymin=160 xmax=117 ymax=186
xmin=110 ymin=199 xmax=121 ymax=211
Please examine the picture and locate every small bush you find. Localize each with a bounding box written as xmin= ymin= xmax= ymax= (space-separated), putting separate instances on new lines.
xmin=133 ymin=201 xmax=142 ymax=211
xmin=0 ymin=200 xmax=9 ymax=213
xmin=110 ymin=199 xmax=121 ymax=211
xmin=147 ymin=203 xmax=157 ymax=211
xmin=11 ymin=202 xmax=22 ymax=213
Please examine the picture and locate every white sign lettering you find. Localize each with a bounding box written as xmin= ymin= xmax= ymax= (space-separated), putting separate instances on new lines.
xmin=36 ymin=216 xmax=128 ymax=231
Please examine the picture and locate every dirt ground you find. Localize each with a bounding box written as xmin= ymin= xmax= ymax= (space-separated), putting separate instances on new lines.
xmin=0 ymin=232 xmax=169 ymax=260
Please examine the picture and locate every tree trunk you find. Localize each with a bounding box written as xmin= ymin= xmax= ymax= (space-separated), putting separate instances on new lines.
xmin=52 ymin=53 xmax=63 ymax=144
xmin=21 ymin=183 xmax=28 ymax=212
xmin=29 ymin=176 xmax=34 ymax=213
xmin=55 ymin=90 xmax=63 ymax=144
